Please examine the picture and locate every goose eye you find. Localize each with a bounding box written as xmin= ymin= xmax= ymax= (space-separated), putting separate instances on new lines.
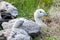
xmin=40 ymin=11 xmax=42 ymax=13
xmin=6 ymin=4 xmax=8 ymax=6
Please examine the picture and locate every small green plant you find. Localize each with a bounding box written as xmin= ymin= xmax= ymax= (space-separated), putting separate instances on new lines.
xmin=33 ymin=37 xmax=40 ymax=40
xmin=45 ymin=36 xmax=57 ymax=40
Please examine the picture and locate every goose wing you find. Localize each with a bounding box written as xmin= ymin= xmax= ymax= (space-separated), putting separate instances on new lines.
xmin=21 ymin=19 xmax=40 ymax=33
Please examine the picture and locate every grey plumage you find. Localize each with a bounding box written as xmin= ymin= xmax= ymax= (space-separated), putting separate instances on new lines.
xmin=7 ymin=28 xmax=31 ymax=40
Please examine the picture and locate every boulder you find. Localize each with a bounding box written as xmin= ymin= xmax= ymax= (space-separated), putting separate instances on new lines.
xmin=0 ymin=1 xmax=18 ymax=23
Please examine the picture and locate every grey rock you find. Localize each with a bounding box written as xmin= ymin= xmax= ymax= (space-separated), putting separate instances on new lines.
xmin=0 ymin=1 xmax=18 ymax=17
xmin=0 ymin=1 xmax=18 ymax=23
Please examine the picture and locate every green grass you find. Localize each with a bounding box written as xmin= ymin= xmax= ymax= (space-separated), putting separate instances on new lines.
xmin=4 ymin=0 xmax=53 ymax=20
xmin=45 ymin=36 xmax=57 ymax=40
xmin=33 ymin=37 xmax=40 ymax=40
xmin=3 ymin=0 xmax=53 ymax=40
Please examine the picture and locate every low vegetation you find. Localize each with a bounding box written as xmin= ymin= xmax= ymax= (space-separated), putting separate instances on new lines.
xmin=3 ymin=0 xmax=54 ymax=40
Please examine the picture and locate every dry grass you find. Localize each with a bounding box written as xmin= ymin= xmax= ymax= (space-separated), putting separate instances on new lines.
xmin=40 ymin=13 xmax=60 ymax=40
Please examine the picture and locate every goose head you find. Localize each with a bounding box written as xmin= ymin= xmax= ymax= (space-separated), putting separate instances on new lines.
xmin=34 ymin=9 xmax=47 ymax=18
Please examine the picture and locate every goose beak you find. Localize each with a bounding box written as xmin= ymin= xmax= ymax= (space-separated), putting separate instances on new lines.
xmin=41 ymin=13 xmax=48 ymax=19
xmin=43 ymin=13 xmax=47 ymax=16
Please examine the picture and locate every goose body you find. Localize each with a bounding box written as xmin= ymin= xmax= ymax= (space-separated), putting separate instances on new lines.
xmin=2 ymin=18 xmax=40 ymax=34
xmin=7 ymin=28 xmax=31 ymax=40
xmin=13 ymin=18 xmax=40 ymax=34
